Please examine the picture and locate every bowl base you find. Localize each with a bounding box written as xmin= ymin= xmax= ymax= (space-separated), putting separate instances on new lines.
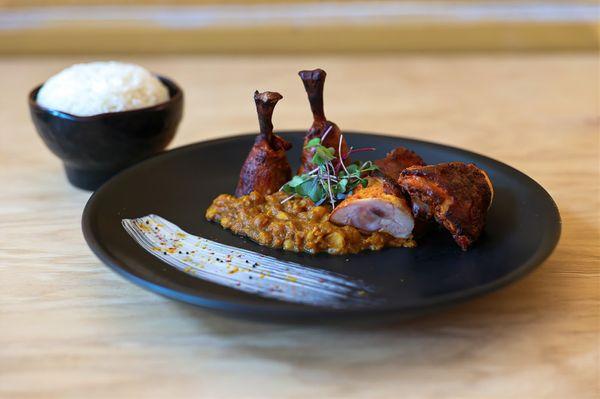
xmin=64 ymin=166 xmax=119 ymax=191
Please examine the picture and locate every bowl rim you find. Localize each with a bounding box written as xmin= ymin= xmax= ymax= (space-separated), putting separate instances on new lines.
xmin=28 ymin=74 xmax=183 ymax=121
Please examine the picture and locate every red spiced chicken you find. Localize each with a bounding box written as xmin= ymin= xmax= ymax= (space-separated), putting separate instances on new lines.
xmin=235 ymin=91 xmax=292 ymax=197
xmin=398 ymin=162 xmax=494 ymax=250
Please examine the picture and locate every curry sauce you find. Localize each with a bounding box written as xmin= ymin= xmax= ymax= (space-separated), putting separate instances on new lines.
xmin=206 ymin=191 xmax=415 ymax=255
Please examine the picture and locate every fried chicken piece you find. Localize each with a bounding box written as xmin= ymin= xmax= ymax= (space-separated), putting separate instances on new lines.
xmin=398 ymin=162 xmax=494 ymax=250
xmin=235 ymin=91 xmax=292 ymax=197
xmin=329 ymin=177 xmax=414 ymax=239
xmin=298 ymin=69 xmax=348 ymax=174
xmin=374 ymin=147 xmax=425 ymax=182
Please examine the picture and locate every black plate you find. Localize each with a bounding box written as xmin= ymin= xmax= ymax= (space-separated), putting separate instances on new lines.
xmin=82 ymin=132 xmax=560 ymax=318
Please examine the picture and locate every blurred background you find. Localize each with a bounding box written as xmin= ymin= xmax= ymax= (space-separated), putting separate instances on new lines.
xmin=1 ymin=0 xmax=598 ymax=54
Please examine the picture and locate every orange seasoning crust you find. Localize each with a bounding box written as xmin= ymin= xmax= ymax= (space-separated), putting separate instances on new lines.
xmin=206 ymin=191 xmax=415 ymax=255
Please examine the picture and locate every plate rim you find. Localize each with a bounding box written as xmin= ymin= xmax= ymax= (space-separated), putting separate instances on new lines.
xmin=82 ymin=131 xmax=562 ymax=317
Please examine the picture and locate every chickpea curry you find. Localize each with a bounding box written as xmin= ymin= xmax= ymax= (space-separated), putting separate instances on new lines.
xmin=206 ymin=191 xmax=415 ymax=255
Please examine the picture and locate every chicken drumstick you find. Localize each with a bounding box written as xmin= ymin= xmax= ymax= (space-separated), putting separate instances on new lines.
xmin=235 ymin=91 xmax=292 ymax=197
xmin=298 ymin=68 xmax=348 ymax=174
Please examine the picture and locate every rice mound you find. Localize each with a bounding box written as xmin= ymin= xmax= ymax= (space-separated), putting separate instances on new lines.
xmin=37 ymin=61 xmax=170 ymax=117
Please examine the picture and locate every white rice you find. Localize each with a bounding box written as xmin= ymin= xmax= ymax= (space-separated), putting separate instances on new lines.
xmin=37 ymin=61 xmax=170 ymax=116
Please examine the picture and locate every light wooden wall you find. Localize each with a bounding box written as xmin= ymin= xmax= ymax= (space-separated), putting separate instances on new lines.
xmin=0 ymin=1 xmax=598 ymax=53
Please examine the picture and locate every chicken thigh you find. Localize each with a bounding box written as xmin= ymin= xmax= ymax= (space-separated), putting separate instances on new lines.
xmin=398 ymin=162 xmax=494 ymax=250
xmin=329 ymin=177 xmax=414 ymax=239
xmin=374 ymin=147 xmax=425 ymax=182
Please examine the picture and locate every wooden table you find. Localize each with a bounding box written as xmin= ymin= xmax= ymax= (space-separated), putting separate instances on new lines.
xmin=1 ymin=54 xmax=597 ymax=399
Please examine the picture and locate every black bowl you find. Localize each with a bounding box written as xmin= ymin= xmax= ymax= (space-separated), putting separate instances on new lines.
xmin=29 ymin=76 xmax=184 ymax=191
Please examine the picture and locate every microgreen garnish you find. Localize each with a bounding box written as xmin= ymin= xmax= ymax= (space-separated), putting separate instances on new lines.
xmin=280 ymin=135 xmax=378 ymax=207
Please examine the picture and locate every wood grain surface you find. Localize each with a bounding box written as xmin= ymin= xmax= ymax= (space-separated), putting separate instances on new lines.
xmin=0 ymin=54 xmax=598 ymax=399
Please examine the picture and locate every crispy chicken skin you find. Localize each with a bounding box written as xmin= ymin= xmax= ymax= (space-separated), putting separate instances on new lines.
xmin=235 ymin=91 xmax=292 ymax=197
xmin=329 ymin=177 xmax=414 ymax=238
xmin=398 ymin=162 xmax=494 ymax=250
xmin=298 ymin=69 xmax=348 ymax=174
xmin=374 ymin=147 xmax=426 ymax=182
